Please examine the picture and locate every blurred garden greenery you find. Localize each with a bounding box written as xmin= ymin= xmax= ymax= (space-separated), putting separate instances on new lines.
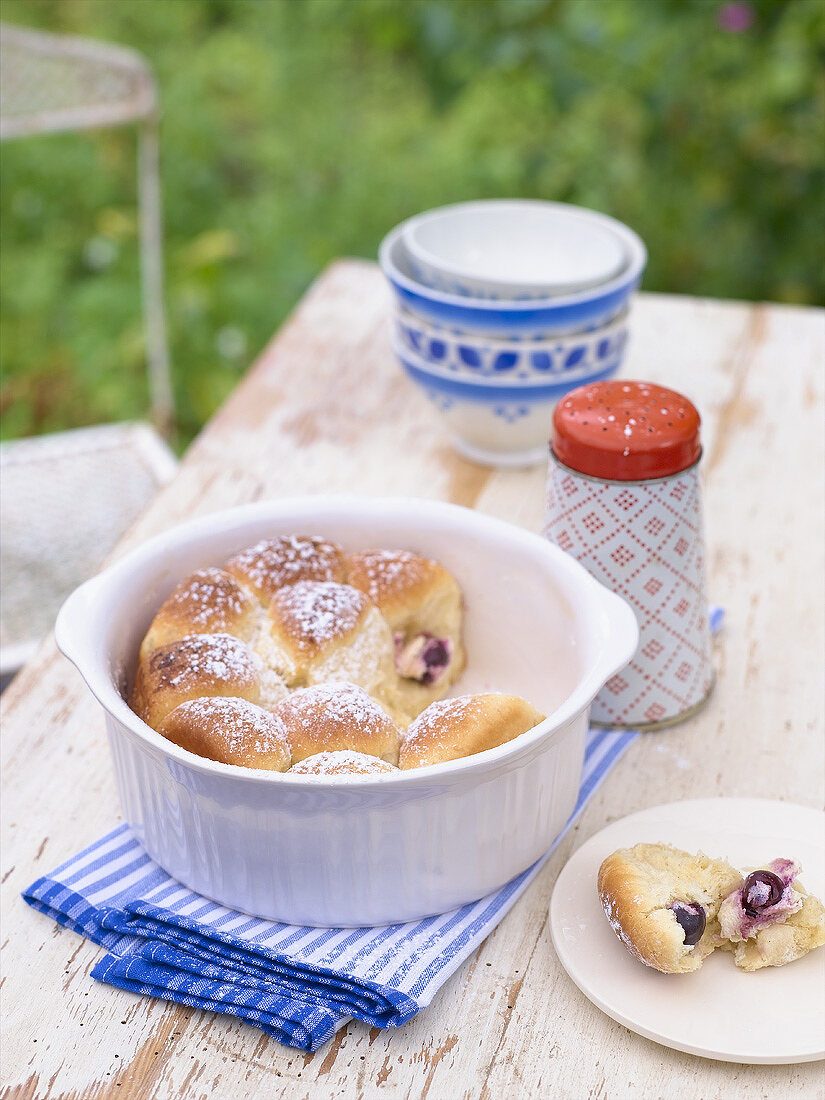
xmin=1 ymin=0 xmax=823 ymax=447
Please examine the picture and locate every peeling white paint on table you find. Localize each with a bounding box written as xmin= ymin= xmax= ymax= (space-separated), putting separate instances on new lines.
xmin=1 ymin=261 xmax=823 ymax=1099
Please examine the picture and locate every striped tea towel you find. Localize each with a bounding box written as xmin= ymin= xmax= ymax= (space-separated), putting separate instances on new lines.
xmin=21 ymin=728 xmax=628 ymax=1050
xmin=22 ymin=609 xmax=721 ymax=1052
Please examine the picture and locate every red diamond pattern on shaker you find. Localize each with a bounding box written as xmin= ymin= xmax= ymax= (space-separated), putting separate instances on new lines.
xmin=610 ymin=545 xmax=634 ymax=567
xmin=605 ymin=675 xmax=629 ymax=695
xmin=544 ymin=460 xmax=712 ymax=726
xmin=556 ymin=530 xmax=574 ymax=551
xmin=644 ymin=702 xmax=667 ymax=723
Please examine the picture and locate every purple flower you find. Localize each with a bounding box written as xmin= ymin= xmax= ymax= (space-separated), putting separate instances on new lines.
xmin=717 ymin=2 xmax=754 ymax=32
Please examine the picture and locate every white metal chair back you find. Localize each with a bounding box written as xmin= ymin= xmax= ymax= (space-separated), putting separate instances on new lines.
xmin=0 ymin=22 xmax=174 ymax=431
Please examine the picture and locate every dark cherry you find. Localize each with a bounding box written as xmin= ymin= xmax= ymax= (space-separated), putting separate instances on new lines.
xmin=420 ymin=638 xmax=449 ymax=685
xmin=671 ymin=901 xmax=706 ymax=946
xmin=742 ymin=870 xmax=784 ymax=917
xmin=423 ymin=639 xmax=449 ymax=667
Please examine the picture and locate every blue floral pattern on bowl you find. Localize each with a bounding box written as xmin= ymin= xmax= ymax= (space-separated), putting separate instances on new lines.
xmin=394 ymin=315 xmax=628 ymax=380
xmin=393 ymin=339 xmax=622 ymax=466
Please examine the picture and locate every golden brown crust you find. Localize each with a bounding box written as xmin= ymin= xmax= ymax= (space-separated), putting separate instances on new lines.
xmin=130 ymin=633 xmax=263 ymax=729
xmin=273 ymin=682 xmax=400 ymax=765
xmin=139 ymin=568 xmax=259 ymax=661
xmin=224 ymin=535 xmax=345 ymax=602
xmin=348 ymin=549 xmax=465 ymax=721
xmin=398 ymin=693 xmax=545 ymax=769
xmin=158 ymin=696 xmax=291 ymax=770
xmin=289 ymin=751 xmax=397 ymax=776
xmin=267 ymin=581 xmax=371 ymax=661
xmin=347 ymin=550 xmax=449 ymax=619
xmin=597 ymin=844 xmax=742 ymax=974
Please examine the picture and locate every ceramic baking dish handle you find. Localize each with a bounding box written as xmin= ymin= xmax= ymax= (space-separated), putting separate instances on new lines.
xmin=54 ymin=573 xmax=107 ymax=682
xmin=593 ymin=585 xmax=639 ymax=684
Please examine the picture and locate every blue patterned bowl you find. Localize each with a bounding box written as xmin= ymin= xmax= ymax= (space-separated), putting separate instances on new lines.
xmin=392 ymin=336 xmax=621 ymax=467
xmin=394 ymin=307 xmax=628 ymax=381
xmin=402 ymin=201 xmax=631 ymax=301
xmin=380 ymin=218 xmax=645 ymax=337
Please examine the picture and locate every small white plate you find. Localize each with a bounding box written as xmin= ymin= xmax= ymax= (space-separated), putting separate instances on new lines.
xmin=549 ymin=798 xmax=825 ymax=1064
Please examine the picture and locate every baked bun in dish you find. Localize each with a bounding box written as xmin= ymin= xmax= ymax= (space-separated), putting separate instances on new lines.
xmin=224 ymin=534 xmax=345 ymax=603
xmin=289 ymin=750 xmax=398 ymax=776
xmin=273 ymin=681 xmax=400 ymax=765
xmin=347 ymin=549 xmax=465 ymax=719
xmin=398 ymin=692 xmax=544 ymax=770
xmin=139 ymin=567 xmax=260 ymax=662
xmin=159 ymin=696 xmax=290 ymax=770
xmin=130 ymin=632 xmax=287 ymax=729
xmin=262 ymin=580 xmax=399 ymax=711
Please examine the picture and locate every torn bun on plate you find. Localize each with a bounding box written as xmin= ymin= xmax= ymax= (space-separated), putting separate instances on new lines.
xmin=597 ymin=843 xmax=743 ymax=974
xmin=717 ymin=858 xmax=825 ymax=971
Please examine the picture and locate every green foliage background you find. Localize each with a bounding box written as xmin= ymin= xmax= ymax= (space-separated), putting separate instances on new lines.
xmin=1 ymin=0 xmax=823 ymax=447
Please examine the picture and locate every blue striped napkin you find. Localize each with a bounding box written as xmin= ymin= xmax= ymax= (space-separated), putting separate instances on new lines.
xmin=21 ymin=729 xmax=629 ymax=1050
xmin=23 ymin=608 xmax=721 ymax=1052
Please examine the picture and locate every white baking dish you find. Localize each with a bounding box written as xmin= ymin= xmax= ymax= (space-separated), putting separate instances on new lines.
xmin=55 ymin=497 xmax=637 ymax=926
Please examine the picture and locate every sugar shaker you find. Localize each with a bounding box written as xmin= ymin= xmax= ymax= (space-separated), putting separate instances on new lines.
xmin=544 ymin=380 xmax=713 ymax=729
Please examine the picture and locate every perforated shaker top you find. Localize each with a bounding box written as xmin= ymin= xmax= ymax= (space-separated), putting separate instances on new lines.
xmin=551 ymin=380 xmax=701 ymax=481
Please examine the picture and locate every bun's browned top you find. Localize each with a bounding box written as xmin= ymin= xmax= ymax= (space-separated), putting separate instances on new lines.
xmin=268 ymin=580 xmax=371 ymax=659
xmin=225 ymin=534 xmax=345 ymax=601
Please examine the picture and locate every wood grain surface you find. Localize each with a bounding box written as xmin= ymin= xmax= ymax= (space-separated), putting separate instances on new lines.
xmin=2 ymin=261 xmax=823 ymax=1100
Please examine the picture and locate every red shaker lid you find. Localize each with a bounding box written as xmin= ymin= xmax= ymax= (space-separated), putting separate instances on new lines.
xmin=552 ymin=380 xmax=701 ymax=481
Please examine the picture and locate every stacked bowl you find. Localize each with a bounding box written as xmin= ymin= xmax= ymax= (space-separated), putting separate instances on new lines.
xmin=379 ymin=201 xmax=647 ymax=466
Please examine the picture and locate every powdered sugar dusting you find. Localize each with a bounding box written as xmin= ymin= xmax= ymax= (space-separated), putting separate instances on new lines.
xmin=225 ymin=535 xmax=344 ymax=599
xmin=271 ymin=581 xmax=369 ymax=654
xmin=169 ymin=696 xmax=289 ymax=760
xmin=290 ymin=750 xmax=396 ymax=776
xmin=348 ymin=548 xmax=431 ymax=605
xmin=276 ymin=681 xmax=396 ymax=737
xmin=401 ymin=694 xmax=483 ymax=753
xmin=148 ymin=633 xmax=259 ymax=690
xmin=163 ymin=567 xmax=250 ymax=628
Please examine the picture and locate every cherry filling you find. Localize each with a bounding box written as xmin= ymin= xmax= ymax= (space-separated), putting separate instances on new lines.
xmin=670 ymin=901 xmax=706 ymax=946
xmin=394 ymin=632 xmax=453 ymax=685
xmin=741 ymin=870 xmax=784 ymax=918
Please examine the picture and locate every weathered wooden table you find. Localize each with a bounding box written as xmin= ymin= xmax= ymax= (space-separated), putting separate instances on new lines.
xmin=2 ymin=261 xmax=823 ymax=1099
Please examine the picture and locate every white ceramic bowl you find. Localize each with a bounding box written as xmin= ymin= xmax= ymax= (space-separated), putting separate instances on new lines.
xmin=394 ymin=306 xmax=629 ymax=379
xmin=380 ymin=218 xmax=646 ymax=337
xmin=55 ymin=497 xmax=637 ymax=926
xmin=402 ymin=200 xmax=630 ymax=300
xmin=393 ymin=335 xmax=621 ymax=467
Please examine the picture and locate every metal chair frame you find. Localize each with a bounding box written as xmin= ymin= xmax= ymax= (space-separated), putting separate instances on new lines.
xmin=0 ymin=21 xmax=174 ymax=432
